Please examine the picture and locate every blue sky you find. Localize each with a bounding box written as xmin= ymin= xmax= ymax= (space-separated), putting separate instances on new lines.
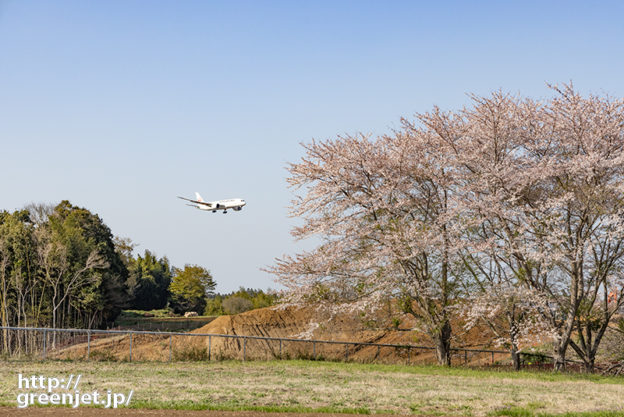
xmin=1 ymin=1 xmax=623 ymax=292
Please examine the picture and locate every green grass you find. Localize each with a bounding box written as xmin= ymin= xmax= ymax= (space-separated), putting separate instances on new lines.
xmin=490 ymin=407 xmax=624 ymax=417
xmin=121 ymin=309 xmax=176 ymax=318
xmin=113 ymin=309 xmax=216 ymax=331
xmin=1 ymin=359 xmax=622 ymax=415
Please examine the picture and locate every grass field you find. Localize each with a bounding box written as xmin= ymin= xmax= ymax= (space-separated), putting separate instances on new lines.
xmin=113 ymin=310 xmax=217 ymax=331
xmin=1 ymin=360 xmax=623 ymax=416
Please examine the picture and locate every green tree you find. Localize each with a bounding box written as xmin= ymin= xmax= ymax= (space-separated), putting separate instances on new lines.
xmin=0 ymin=210 xmax=39 ymax=351
xmin=203 ymin=288 xmax=277 ymax=316
xmin=228 ymin=287 xmax=277 ymax=309
xmin=169 ymin=265 xmax=215 ymax=314
xmin=113 ymin=236 xmax=137 ymax=268
xmin=126 ymin=250 xmax=172 ymax=310
xmin=204 ymin=295 xmax=224 ymax=315
xmin=40 ymin=201 xmax=129 ymax=328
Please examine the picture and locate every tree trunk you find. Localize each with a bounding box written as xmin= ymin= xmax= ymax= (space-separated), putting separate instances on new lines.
xmin=1 ymin=270 xmax=9 ymax=353
xmin=552 ymin=309 xmax=576 ymax=372
xmin=508 ymin=319 xmax=521 ymax=371
xmin=511 ymin=345 xmax=521 ymax=371
xmin=553 ymin=343 xmax=567 ymax=371
xmin=434 ymin=320 xmax=452 ymax=366
xmin=569 ymin=340 xmax=597 ymax=374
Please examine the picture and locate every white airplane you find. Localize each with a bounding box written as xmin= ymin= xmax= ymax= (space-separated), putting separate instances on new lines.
xmin=178 ymin=192 xmax=246 ymax=214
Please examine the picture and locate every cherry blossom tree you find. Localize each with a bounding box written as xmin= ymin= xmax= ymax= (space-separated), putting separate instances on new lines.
xmin=421 ymin=91 xmax=558 ymax=370
xmin=459 ymin=246 xmax=556 ymax=370
xmin=517 ymin=86 xmax=624 ymax=371
xmin=268 ymin=129 xmax=467 ymax=365
xmin=460 ymin=284 xmax=555 ymax=370
xmin=456 ymin=85 xmax=624 ymax=371
xmin=270 ymin=84 xmax=624 ymax=370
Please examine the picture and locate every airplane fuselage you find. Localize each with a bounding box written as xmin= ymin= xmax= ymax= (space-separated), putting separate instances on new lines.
xmin=178 ymin=193 xmax=246 ymax=213
xmin=197 ymin=198 xmax=246 ymax=212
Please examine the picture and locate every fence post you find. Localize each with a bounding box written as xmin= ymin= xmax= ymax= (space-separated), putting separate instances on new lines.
xmin=87 ymin=331 xmax=91 ymax=360
xmin=345 ymin=344 xmax=348 ymax=361
xmin=407 ymin=347 xmax=411 ymax=365
xmin=42 ymin=329 xmax=47 ymax=360
xmin=313 ymin=342 xmax=316 ymax=360
xmin=129 ymin=332 xmax=133 ymax=362
xmin=377 ymin=345 xmax=380 ymax=360
xmin=169 ymin=335 xmax=173 ymax=362
xmin=243 ymin=337 xmax=247 ymax=361
xmin=208 ymin=335 xmax=211 ymax=361
xmin=279 ymin=339 xmax=282 ymax=358
xmin=464 ymin=349 xmax=468 ymax=365
xmin=491 ymin=351 xmax=494 ymax=365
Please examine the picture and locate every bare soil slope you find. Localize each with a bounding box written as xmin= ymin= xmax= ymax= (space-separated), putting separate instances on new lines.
xmin=54 ymin=306 xmax=504 ymax=365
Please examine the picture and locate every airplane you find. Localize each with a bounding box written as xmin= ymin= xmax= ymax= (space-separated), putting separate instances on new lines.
xmin=178 ymin=192 xmax=246 ymax=214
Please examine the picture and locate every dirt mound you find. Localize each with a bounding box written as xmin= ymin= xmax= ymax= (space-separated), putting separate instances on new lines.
xmin=194 ymin=306 xmax=316 ymax=338
xmin=181 ymin=306 xmax=400 ymax=362
xmin=54 ymin=305 xmax=506 ymax=365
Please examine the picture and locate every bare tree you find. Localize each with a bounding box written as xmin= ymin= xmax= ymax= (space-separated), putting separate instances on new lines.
xmin=36 ymin=227 xmax=108 ymax=340
xmin=0 ymin=237 xmax=11 ymax=352
xmin=23 ymin=203 xmax=54 ymax=227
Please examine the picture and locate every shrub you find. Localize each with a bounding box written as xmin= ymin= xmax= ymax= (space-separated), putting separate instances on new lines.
xmin=222 ymin=296 xmax=253 ymax=315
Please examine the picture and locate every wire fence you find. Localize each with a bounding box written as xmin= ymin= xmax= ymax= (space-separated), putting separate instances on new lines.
xmin=113 ymin=317 xmax=217 ymax=332
xmin=0 ymin=325 xmax=543 ymax=368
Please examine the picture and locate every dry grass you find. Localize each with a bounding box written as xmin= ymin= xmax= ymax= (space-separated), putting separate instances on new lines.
xmin=1 ymin=360 xmax=623 ymax=416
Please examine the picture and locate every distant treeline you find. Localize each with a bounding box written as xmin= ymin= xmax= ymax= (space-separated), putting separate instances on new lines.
xmin=0 ymin=201 xmax=273 ymax=334
xmin=205 ymin=287 xmax=277 ymax=316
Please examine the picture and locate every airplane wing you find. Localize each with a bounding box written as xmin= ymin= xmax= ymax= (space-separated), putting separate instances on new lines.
xmin=177 ymin=196 xmax=213 ymax=207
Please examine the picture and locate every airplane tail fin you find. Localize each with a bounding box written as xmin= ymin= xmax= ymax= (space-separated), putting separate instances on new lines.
xmin=195 ymin=192 xmax=204 ymax=202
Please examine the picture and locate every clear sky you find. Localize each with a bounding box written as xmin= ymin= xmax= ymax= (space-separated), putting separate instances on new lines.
xmin=1 ymin=1 xmax=623 ymax=292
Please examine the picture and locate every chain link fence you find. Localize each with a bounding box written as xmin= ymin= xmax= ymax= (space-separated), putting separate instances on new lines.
xmin=1 ymin=326 xmax=527 ymax=367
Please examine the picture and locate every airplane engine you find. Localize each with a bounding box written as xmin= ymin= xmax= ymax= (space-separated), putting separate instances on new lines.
xmin=234 ymin=206 xmax=242 ymax=211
